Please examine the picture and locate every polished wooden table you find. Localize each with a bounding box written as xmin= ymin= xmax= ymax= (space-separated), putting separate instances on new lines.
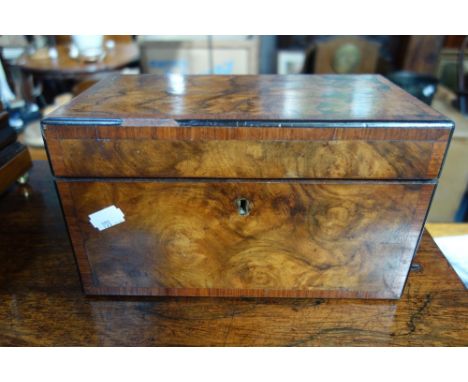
xmin=0 ymin=161 xmax=467 ymax=346
xmin=13 ymin=43 xmax=139 ymax=80
xmin=10 ymin=43 xmax=139 ymax=105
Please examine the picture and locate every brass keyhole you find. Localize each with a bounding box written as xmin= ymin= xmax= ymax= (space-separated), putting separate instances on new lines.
xmin=235 ymin=197 xmax=251 ymax=216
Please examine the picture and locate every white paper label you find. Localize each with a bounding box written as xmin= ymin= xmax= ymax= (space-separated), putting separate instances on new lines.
xmin=89 ymin=205 xmax=125 ymax=231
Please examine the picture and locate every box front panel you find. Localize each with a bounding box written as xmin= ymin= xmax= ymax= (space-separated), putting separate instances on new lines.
xmin=57 ymin=180 xmax=434 ymax=298
xmin=46 ymin=137 xmax=448 ymax=180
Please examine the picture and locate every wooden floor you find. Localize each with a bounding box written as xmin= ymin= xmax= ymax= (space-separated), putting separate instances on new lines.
xmin=0 ymin=161 xmax=467 ymax=346
xmin=426 ymin=223 xmax=468 ymax=288
xmin=26 ymin=145 xmax=48 ymax=161
xmin=426 ymin=223 xmax=468 ymax=237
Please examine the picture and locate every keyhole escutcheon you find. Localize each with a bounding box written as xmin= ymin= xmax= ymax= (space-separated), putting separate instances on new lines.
xmin=235 ymin=197 xmax=251 ymax=216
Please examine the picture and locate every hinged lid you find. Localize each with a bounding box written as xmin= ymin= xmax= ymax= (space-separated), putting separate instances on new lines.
xmin=43 ymin=74 xmax=452 ymax=128
xmin=42 ymin=74 xmax=454 ymax=180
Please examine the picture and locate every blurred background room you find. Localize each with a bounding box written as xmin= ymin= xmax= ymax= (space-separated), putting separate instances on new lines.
xmin=1 ymin=35 xmax=467 ymax=223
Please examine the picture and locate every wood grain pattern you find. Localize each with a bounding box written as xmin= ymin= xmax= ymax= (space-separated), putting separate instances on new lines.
xmin=45 ymin=74 xmax=450 ymax=121
xmin=56 ymin=179 xmax=434 ymax=298
xmin=0 ymin=162 xmax=467 ymax=346
xmin=42 ymin=74 xmax=453 ymax=180
xmin=46 ymin=137 xmax=448 ymax=179
xmin=41 ymin=74 xmax=453 ymax=299
xmin=44 ymin=124 xmax=452 ymax=141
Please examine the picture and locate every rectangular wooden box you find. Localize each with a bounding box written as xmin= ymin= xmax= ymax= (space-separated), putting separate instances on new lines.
xmin=42 ymin=74 xmax=453 ymax=299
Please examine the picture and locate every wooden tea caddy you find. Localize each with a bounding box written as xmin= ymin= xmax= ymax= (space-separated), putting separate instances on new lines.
xmin=42 ymin=74 xmax=453 ymax=299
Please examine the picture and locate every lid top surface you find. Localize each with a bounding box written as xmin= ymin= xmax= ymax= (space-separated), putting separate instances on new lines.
xmin=46 ymin=74 xmax=449 ymax=124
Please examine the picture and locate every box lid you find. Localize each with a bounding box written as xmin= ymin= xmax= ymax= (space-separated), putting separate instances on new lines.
xmin=43 ymin=74 xmax=452 ymax=128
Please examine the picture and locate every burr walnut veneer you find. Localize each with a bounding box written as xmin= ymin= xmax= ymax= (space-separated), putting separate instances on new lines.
xmin=42 ymin=74 xmax=453 ymax=299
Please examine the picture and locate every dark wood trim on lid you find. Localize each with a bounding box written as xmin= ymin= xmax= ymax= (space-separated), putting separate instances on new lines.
xmin=42 ymin=117 xmax=122 ymax=126
xmin=42 ymin=117 xmax=454 ymax=129
xmin=175 ymin=119 xmax=454 ymax=129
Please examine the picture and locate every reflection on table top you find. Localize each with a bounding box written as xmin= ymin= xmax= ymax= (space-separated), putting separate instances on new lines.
xmin=0 ymin=161 xmax=467 ymax=346
xmin=12 ymin=43 xmax=139 ymax=77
